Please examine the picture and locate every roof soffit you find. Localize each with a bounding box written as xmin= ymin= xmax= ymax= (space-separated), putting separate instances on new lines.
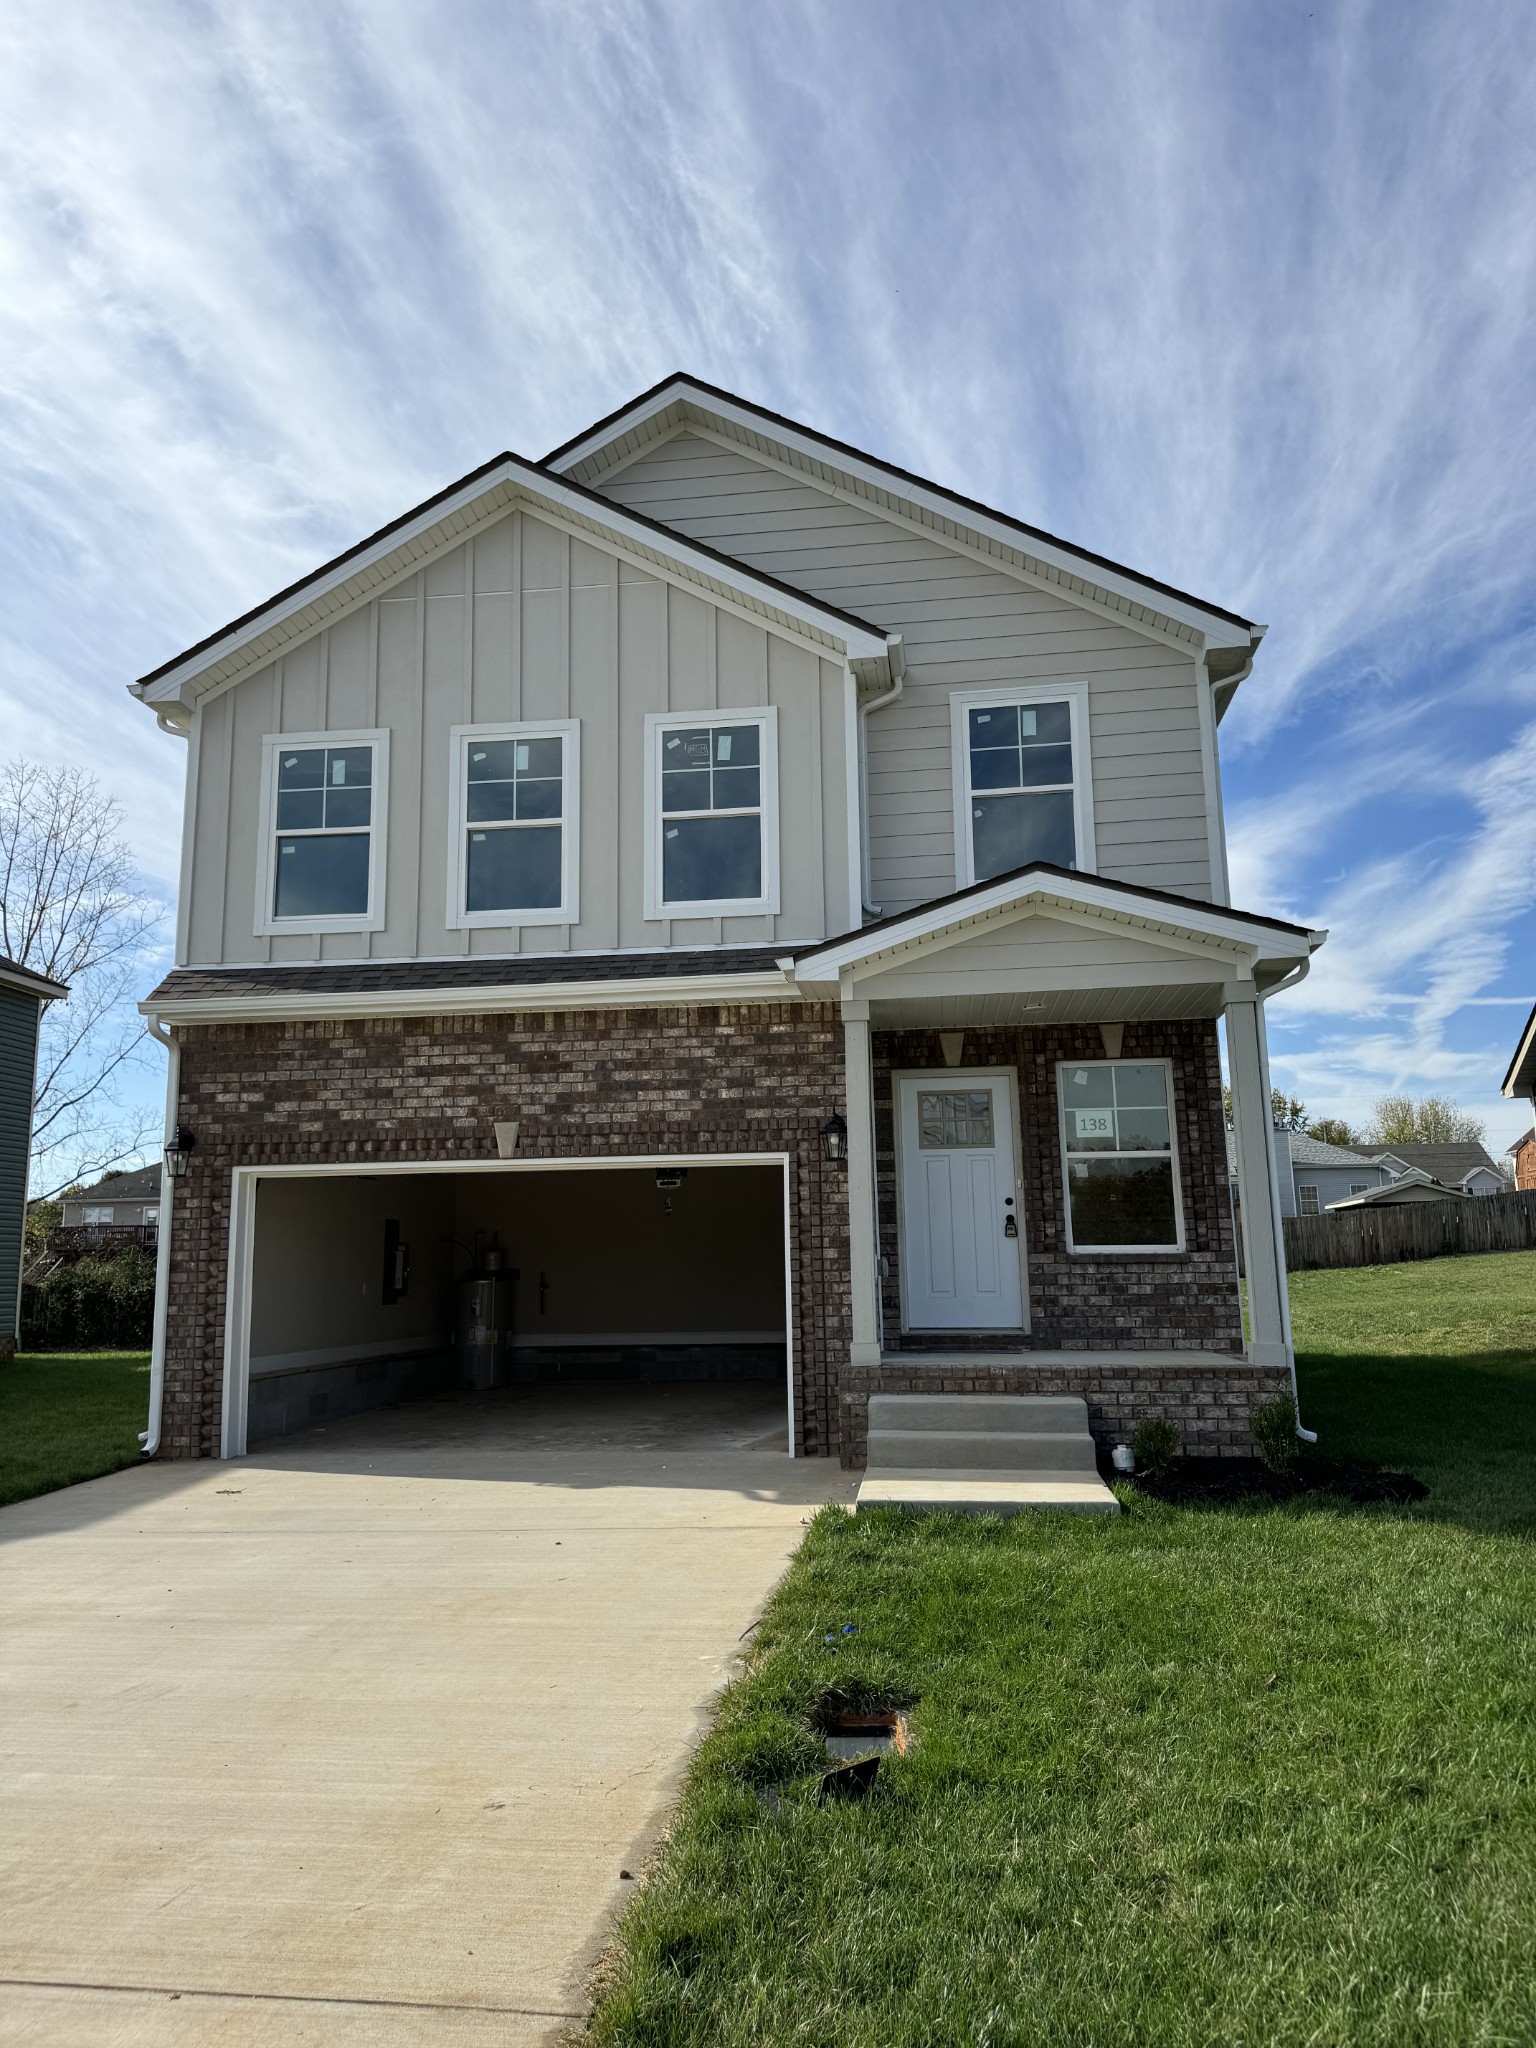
xmin=548 ymin=381 xmax=1261 ymax=656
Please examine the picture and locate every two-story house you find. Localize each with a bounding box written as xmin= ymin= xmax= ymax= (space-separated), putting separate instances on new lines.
xmin=132 ymin=376 xmax=1321 ymax=1464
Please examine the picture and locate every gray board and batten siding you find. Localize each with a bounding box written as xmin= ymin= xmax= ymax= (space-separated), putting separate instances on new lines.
xmin=0 ymin=981 xmax=43 ymax=1342
xmin=595 ymin=431 xmax=1218 ymax=915
xmin=183 ymin=509 xmax=852 ymax=967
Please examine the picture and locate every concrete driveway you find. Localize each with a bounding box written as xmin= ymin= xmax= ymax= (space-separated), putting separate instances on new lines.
xmin=0 ymin=1385 xmax=854 ymax=2044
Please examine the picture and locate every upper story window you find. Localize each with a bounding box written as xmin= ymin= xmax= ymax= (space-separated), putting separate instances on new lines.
xmin=448 ymin=722 xmax=580 ymax=929
xmin=1057 ymin=1058 xmax=1183 ymax=1253
xmin=256 ymin=729 xmax=389 ymax=935
xmin=950 ymin=683 xmax=1094 ymax=887
xmin=644 ymin=708 xmax=780 ymax=919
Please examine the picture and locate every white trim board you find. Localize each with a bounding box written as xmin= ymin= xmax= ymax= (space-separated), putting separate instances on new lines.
xmin=219 ymin=1152 xmax=798 ymax=1459
xmin=134 ymin=459 xmax=892 ymax=711
xmin=546 ymin=384 xmax=1260 ymax=651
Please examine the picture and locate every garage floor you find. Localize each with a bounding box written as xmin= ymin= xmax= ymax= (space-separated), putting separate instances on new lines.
xmin=0 ymin=1385 xmax=855 ymax=2045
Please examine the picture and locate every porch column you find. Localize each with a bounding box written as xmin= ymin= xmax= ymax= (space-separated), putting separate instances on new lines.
xmin=1223 ymin=982 xmax=1292 ymax=1373
xmin=842 ymin=998 xmax=882 ymax=1367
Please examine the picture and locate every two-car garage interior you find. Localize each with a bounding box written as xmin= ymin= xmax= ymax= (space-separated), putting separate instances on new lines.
xmin=237 ymin=1161 xmax=791 ymax=1453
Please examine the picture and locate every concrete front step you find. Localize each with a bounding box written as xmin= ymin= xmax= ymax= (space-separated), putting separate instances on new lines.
xmin=857 ymin=1392 xmax=1116 ymax=1514
xmin=868 ymin=1393 xmax=1089 ymax=1435
xmin=866 ymin=1428 xmax=1099 ymax=1472
xmin=857 ymin=1470 xmax=1120 ymax=1516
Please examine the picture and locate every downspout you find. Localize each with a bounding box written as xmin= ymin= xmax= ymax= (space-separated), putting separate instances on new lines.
xmin=139 ymin=1014 xmax=179 ymax=1457
xmin=1256 ymin=956 xmax=1317 ymax=1442
xmin=857 ymin=635 xmax=905 ymax=918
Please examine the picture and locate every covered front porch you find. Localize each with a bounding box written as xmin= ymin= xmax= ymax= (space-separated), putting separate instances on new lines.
xmin=788 ymin=864 xmax=1324 ymax=1463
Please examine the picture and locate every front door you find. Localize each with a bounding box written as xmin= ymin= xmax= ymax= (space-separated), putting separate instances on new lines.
xmin=897 ymin=1072 xmax=1025 ymax=1331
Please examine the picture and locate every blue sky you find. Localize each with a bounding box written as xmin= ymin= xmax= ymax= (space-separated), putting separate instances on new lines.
xmin=3 ymin=0 xmax=1534 ymax=1155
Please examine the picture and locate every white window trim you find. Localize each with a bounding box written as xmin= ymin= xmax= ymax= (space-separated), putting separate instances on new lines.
xmin=255 ymin=728 xmax=390 ymax=936
xmin=950 ymin=681 xmax=1095 ymax=890
xmin=643 ymin=706 xmax=780 ymax=920
xmin=446 ymin=720 xmax=580 ymax=931
xmin=1056 ymin=1056 xmax=1185 ymax=1255
xmin=1297 ymin=1183 xmax=1320 ymax=1216
xmin=81 ymin=1207 xmax=114 ymax=1226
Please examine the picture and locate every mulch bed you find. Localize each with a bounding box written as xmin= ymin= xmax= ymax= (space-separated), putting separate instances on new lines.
xmin=1116 ymin=1455 xmax=1428 ymax=1507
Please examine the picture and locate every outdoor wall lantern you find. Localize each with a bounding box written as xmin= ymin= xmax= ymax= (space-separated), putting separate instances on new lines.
xmin=821 ymin=1113 xmax=848 ymax=1163
xmin=164 ymin=1127 xmax=197 ymax=1178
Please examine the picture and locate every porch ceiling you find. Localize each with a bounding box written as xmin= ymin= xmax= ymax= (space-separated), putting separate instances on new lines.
xmin=865 ymin=980 xmax=1229 ymax=1030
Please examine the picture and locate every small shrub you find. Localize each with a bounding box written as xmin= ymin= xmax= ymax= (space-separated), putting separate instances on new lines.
xmin=1131 ymin=1416 xmax=1181 ymax=1478
xmin=1250 ymin=1393 xmax=1299 ymax=1471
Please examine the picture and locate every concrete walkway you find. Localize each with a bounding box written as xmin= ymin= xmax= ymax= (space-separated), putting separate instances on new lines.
xmin=0 ymin=1385 xmax=855 ymax=2044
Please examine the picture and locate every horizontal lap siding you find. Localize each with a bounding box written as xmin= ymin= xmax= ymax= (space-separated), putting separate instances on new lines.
xmin=185 ymin=511 xmax=850 ymax=965
xmin=600 ymin=434 xmax=1213 ymax=913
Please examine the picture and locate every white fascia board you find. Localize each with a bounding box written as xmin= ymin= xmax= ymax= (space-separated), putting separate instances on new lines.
xmin=548 ymin=384 xmax=1257 ymax=651
xmin=139 ymin=967 xmax=800 ymax=1027
xmin=790 ymin=875 xmax=1322 ymax=985
xmin=1502 ymin=1002 xmax=1536 ymax=1098
xmin=0 ymin=960 xmax=68 ymax=1001
xmin=134 ymin=458 xmax=889 ymax=709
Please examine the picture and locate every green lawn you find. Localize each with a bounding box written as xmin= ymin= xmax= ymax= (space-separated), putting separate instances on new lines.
xmin=590 ymin=1252 xmax=1536 ymax=2047
xmin=0 ymin=1351 xmax=151 ymax=1507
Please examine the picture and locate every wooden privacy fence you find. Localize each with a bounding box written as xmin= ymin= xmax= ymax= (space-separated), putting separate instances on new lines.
xmin=1282 ymin=1188 xmax=1536 ymax=1272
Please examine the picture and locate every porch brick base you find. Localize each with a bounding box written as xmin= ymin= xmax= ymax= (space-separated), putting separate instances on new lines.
xmin=838 ymin=1358 xmax=1293 ymax=1468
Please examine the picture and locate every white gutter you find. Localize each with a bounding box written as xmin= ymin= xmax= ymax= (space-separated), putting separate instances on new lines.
xmin=139 ymin=964 xmax=802 ymax=1028
xmin=857 ymin=635 xmax=906 ymax=918
xmin=1256 ymin=957 xmax=1316 ymax=1443
xmin=139 ymin=1017 xmax=179 ymax=1457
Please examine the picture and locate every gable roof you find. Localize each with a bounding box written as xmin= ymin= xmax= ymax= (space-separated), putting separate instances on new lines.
xmin=1504 ymin=999 xmax=1536 ymax=1099
xmin=1357 ymin=1142 xmax=1501 ymax=1187
xmin=130 ymin=448 xmax=895 ymax=722
xmin=69 ymin=1164 xmax=162 ymax=1202
xmin=544 ymin=373 xmax=1265 ymax=694
xmin=0 ymin=954 xmax=68 ymax=1002
xmin=788 ymin=859 xmax=1322 ymax=986
xmin=1326 ymin=1169 xmax=1466 ymax=1208
xmin=1286 ymin=1132 xmax=1382 ymax=1170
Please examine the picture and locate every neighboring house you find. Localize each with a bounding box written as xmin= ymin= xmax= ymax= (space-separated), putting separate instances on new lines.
xmin=1502 ymin=1002 xmax=1536 ymax=1190
xmin=1283 ymin=1132 xmax=1393 ymax=1217
xmin=59 ymin=1164 xmax=163 ymax=1235
xmin=0 ymin=954 xmax=68 ymax=1359
xmin=129 ymin=373 xmax=1324 ymax=1463
xmin=1326 ymin=1169 xmax=1468 ymax=1209
xmin=1354 ymin=1142 xmax=1506 ymax=1197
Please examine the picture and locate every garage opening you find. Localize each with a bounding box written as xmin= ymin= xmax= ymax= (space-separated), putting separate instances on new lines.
xmin=239 ymin=1161 xmax=791 ymax=1451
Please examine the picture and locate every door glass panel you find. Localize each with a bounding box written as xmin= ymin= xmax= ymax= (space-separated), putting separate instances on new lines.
xmin=918 ymin=1090 xmax=995 ymax=1149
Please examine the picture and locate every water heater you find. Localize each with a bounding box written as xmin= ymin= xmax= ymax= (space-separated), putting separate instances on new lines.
xmin=456 ymin=1243 xmax=518 ymax=1390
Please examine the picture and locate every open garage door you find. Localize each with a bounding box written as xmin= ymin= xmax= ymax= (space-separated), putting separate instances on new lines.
xmin=228 ymin=1158 xmax=792 ymax=1455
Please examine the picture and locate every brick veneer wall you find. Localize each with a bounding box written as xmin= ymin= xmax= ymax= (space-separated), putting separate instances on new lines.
xmin=839 ymin=1356 xmax=1293 ymax=1466
xmin=873 ymin=1019 xmax=1244 ymax=1354
xmin=159 ymin=1003 xmax=849 ymax=1460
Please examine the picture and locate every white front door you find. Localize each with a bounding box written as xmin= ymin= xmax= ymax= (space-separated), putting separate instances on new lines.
xmin=897 ymin=1072 xmax=1025 ymax=1331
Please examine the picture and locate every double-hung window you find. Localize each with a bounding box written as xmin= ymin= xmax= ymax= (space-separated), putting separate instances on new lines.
xmin=448 ymin=722 xmax=579 ymax=928
xmin=951 ymin=683 xmax=1093 ymax=886
xmin=1057 ymin=1059 xmax=1183 ymax=1252
xmin=257 ymin=729 xmax=388 ymax=933
xmin=1297 ymin=1185 xmax=1321 ymax=1216
xmin=645 ymin=708 xmax=779 ymax=918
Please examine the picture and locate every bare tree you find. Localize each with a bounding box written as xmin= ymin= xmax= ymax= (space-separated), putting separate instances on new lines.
xmin=1368 ymin=1093 xmax=1487 ymax=1146
xmin=1 ymin=759 xmax=164 ymax=1198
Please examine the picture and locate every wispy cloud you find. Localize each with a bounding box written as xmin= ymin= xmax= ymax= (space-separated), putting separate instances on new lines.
xmin=1 ymin=0 xmax=1534 ymax=1142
